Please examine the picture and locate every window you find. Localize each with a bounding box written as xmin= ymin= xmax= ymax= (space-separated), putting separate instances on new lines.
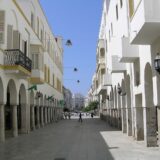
xmin=32 ymin=54 xmax=39 ymax=69
xmin=48 ymin=68 xmax=50 ymax=83
xmin=134 ymin=59 xmax=140 ymax=86
xmin=44 ymin=65 xmax=47 ymax=82
xmin=120 ymin=0 xmax=123 ymax=8
xmin=37 ymin=17 xmax=39 ymax=36
xmin=109 ymin=30 xmax=111 ymax=41
xmin=53 ymin=74 xmax=55 ymax=87
xmin=111 ymin=23 xmax=113 ymax=36
xmin=106 ymin=40 xmax=108 ymax=52
xmin=31 ymin=12 xmax=34 ymax=29
xmin=0 ymin=11 xmax=5 ymax=43
xmin=129 ymin=0 xmax=134 ymax=18
xmin=116 ymin=5 xmax=119 ymax=20
xmin=40 ymin=29 xmax=43 ymax=42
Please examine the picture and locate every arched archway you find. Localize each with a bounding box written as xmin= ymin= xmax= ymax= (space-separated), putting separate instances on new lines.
xmin=18 ymin=84 xmax=27 ymax=134
xmin=0 ymin=77 xmax=5 ymax=142
xmin=144 ymin=63 xmax=157 ymax=146
xmin=126 ymin=75 xmax=132 ymax=136
xmin=5 ymin=79 xmax=18 ymax=138
xmin=121 ymin=79 xmax=127 ymax=133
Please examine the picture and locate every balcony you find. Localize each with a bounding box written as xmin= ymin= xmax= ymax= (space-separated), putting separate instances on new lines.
xmin=111 ymin=55 xmax=126 ymax=73
xmin=130 ymin=0 xmax=160 ymax=44
xmin=103 ymin=73 xmax=112 ymax=86
xmin=30 ymin=53 xmax=44 ymax=84
xmin=98 ymin=58 xmax=105 ymax=64
xmin=118 ymin=37 xmax=139 ymax=63
xmin=4 ymin=49 xmax=32 ymax=76
xmin=97 ymin=74 xmax=108 ymax=94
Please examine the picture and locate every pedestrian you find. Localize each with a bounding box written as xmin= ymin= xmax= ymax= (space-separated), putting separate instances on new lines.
xmin=78 ymin=112 xmax=82 ymax=123
xmin=91 ymin=112 xmax=94 ymax=118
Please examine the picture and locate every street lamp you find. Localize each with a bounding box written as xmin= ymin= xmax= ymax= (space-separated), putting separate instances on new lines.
xmin=35 ymin=91 xmax=43 ymax=99
xmin=65 ymin=39 xmax=72 ymax=46
xmin=117 ymin=84 xmax=126 ymax=96
xmin=154 ymin=53 xmax=160 ymax=74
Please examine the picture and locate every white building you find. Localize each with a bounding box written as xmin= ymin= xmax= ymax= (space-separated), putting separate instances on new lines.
xmin=63 ymin=86 xmax=73 ymax=110
xmin=90 ymin=0 xmax=160 ymax=147
xmin=72 ymin=93 xmax=84 ymax=110
xmin=0 ymin=0 xmax=64 ymax=142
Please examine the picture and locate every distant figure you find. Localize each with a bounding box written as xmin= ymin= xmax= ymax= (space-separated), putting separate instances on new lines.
xmin=68 ymin=112 xmax=71 ymax=120
xmin=79 ymin=113 xmax=82 ymax=123
xmin=91 ymin=113 xmax=94 ymax=118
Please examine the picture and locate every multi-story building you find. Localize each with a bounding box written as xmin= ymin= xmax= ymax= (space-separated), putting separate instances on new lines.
xmin=63 ymin=86 xmax=73 ymax=110
xmin=72 ymin=93 xmax=84 ymax=110
xmin=91 ymin=0 xmax=160 ymax=147
xmin=0 ymin=0 xmax=64 ymax=142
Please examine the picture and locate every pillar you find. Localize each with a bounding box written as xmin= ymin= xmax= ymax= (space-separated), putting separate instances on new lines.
xmin=41 ymin=107 xmax=44 ymax=126
xmin=45 ymin=107 xmax=48 ymax=124
xmin=31 ymin=106 xmax=35 ymax=130
xmin=126 ymin=107 xmax=132 ymax=136
xmin=0 ymin=104 xmax=5 ymax=142
xmin=37 ymin=106 xmax=40 ymax=128
xmin=12 ymin=105 xmax=18 ymax=137
xmin=144 ymin=107 xmax=157 ymax=147
xmin=21 ymin=104 xmax=27 ymax=133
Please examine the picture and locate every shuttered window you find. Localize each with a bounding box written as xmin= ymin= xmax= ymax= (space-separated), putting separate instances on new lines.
xmin=0 ymin=11 xmax=5 ymax=44
xmin=53 ymin=74 xmax=55 ymax=87
xmin=13 ymin=30 xmax=20 ymax=49
xmin=129 ymin=0 xmax=134 ymax=18
xmin=7 ymin=25 xmax=13 ymax=49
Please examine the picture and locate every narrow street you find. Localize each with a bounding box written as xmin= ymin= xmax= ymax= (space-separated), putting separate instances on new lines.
xmin=0 ymin=118 xmax=160 ymax=160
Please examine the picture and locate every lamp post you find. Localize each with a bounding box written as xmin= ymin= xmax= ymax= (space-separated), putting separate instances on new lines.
xmin=117 ymin=84 xmax=126 ymax=96
xmin=154 ymin=53 xmax=160 ymax=74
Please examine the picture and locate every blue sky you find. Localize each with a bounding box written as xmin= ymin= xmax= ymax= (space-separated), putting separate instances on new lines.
xmin=40 ymin=0 xmax=102 ymax=96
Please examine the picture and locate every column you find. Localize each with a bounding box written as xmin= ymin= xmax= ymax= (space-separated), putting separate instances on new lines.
xmin=12 ymin=105 xmax=18 ymax=137
xmin=37 ymin=106 xmax=40 ymax=128
xmin=50 ymin=108 xmax=53 ymax=122
xmin=48 ymin=107 xmax=50 ymax=123
xmin=21 ymin=104 xmax=27 ymax=133
xmin=0 ymin=104 xmax=5 ymax=142
xmin=135 ymin=107 xmax=144 ymax=141
xmin=45 ymin=107 xmax=47 ymax=124
xmin=121 ymin=107 xmax=127 ymax=133
xmin=144 ymin=107 xmax=157 ymax=147
xmin=31 ymin=106 xmax=35 ymax=130
xmin=41 ymin=107 xmax=44 ymax=127
xmin=126 ymin=107 xmax=132 ymax=136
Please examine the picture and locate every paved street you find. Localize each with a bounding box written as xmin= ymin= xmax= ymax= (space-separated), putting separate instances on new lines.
xmin=0 ymin=118 xmax=160 ymax=160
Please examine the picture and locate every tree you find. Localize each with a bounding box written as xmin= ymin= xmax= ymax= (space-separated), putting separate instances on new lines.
xmin=82 ymin=101 xmax=99 ymax=112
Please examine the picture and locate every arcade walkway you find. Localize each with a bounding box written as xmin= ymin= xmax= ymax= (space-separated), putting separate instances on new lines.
xmin=0 ymin=118 xmax=160 ymax=160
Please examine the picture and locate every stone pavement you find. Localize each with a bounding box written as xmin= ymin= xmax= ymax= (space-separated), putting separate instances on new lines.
xmin=0 ymin=118 xmax=160 ymax=160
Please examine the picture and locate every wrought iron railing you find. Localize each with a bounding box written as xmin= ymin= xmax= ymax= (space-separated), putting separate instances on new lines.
xmin=4 ymin=49 xmax=32 ymax=72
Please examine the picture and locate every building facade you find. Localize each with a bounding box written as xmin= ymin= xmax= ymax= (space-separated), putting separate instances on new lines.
xmin=72 ymin=93 xmax=84 ymax=110
xmin=63 ymin=86 xmax=73 ymax=110
xmin=89 ymin=0 xmax=160 ymax=147
xmin=0 ymin=0 xmax=64 ymax=142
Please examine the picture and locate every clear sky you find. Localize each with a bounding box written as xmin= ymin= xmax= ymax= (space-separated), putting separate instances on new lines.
xmin=40 ymin=0 xmax=102 ymax=96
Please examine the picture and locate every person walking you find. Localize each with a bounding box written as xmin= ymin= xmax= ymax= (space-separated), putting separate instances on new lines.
xmin=78 ymin=112 xmax=82 ymax=123
xmin=91 ymin=112 xmax=94 ymax=118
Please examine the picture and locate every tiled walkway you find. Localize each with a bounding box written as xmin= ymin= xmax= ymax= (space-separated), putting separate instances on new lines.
xmin=0 ymin=118 xmax=160 ymax=160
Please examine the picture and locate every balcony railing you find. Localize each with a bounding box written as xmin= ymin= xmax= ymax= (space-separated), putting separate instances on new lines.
xmin=4 ymin=49 xmax=32 ymax=72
